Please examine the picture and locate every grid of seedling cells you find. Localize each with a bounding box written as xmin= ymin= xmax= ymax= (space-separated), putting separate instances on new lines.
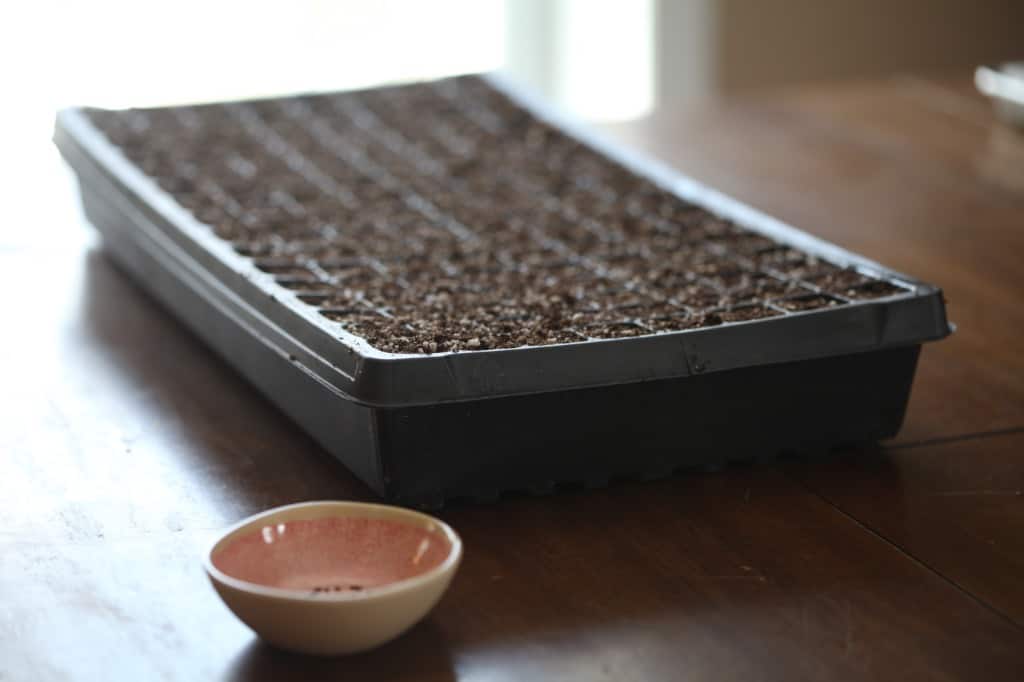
xmin=87 ymin=76 xmax=906 ymax=354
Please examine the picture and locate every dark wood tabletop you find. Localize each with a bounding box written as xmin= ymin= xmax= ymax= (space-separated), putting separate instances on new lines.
xmin=3 ymin=74 xmax=1023 ymax=681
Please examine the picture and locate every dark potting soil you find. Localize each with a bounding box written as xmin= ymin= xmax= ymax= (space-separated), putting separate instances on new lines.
xmin=86 ymin=76 xmax=908 ymax=354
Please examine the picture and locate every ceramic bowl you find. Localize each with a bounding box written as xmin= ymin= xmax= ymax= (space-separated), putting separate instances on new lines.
xmin=976 ymin=63 xmax=1024 ymax=129
xmin=204 ymin=501 xmax=462 ymax=656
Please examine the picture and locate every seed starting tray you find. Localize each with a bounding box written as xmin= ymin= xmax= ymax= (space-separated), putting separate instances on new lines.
xmin=55 ymin=74 xmax=951 ymax=506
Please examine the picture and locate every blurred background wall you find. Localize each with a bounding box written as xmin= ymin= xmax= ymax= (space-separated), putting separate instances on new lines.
xmin=4 ymin=0 xmax=1022 ymax=138
xmin=654 ymin=0 xmax=1024 ymax=108
xmin=506 ymin=0 xmax=1024 ymax=117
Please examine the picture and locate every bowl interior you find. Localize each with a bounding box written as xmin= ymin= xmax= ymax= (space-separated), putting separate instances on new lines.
xmin=211 ymin=513 xmax=454 ymax=594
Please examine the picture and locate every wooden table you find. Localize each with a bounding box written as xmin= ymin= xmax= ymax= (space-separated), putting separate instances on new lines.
xmin=3 ymin=74 xmax=1023 ymax=681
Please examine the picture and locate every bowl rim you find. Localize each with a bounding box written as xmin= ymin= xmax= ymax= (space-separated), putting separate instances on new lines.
xmin=203 ymin=500 xmax=462 ymax=603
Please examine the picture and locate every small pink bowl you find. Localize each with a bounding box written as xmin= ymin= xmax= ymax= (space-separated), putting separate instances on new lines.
xmin=205 ymin=501 xmax=462 ymax=655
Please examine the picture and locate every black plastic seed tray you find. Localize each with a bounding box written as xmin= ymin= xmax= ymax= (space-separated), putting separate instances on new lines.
xmin=54 ymin=74 xmax=951 ymax=506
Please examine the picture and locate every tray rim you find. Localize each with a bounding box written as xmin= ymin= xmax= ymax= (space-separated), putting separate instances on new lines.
xmin=53 ymin=73 xmax=951 ymax=408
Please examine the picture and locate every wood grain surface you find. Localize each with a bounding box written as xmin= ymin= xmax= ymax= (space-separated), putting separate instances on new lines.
xmin=2 ymin=74 xmax=1022 ymax=681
